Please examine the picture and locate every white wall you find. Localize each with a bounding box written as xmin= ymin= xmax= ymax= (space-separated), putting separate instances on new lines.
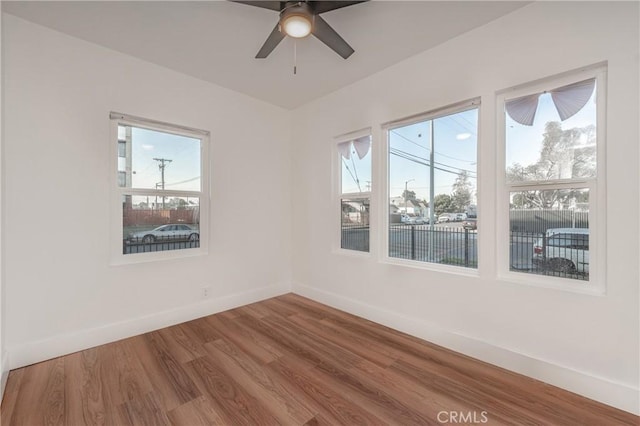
xmin=0 ymin=3 xmax=8 ymax=398
xmin=291 ymin=2 xmax=639 ymax=414
xmin=2 ymin=14 xmax=292 ymax=367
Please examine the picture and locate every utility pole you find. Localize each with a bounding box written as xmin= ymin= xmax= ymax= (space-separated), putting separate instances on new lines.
xmin=404 ymin=179 xmax=415 ymax=213
xmin=153 ymin=158 xmax=172 ymax=209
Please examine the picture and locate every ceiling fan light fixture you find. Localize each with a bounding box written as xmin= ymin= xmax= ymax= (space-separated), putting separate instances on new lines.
xmin=282 ymin=15 xmax=312 ymax=38
xmin=280 ymin=3 xmax=313 ymax=38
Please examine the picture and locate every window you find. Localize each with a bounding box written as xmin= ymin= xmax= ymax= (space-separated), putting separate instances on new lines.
xmin=384 ymin=100 xmax=479 ymax=269
xmin=336 ymin=132 xmax=371 ymax=253
xmin=110 ymin=112 xmax=209 ymax=263
xmin=498 ymin=66 xmax=605 ymax=291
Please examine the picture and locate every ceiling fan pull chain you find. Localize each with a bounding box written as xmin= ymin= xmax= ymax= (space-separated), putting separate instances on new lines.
xmin=294 ymin=40 xmax=297 ymax=75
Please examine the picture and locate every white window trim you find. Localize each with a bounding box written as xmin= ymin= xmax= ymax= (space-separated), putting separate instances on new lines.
xmin=332 ymin=127 xmax=372 ymax=256
xmin=496 ymin=65 xmax=607 ymax=295
xmin=109 ymin=113 xmax=210 ymax=265
xmin=379 ymin=98 xmax=481 ymax=274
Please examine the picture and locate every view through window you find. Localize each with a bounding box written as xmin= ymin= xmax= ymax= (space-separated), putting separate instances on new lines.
xmin=387 ymin=105 xmax=479 ymax=268
xmin=504 ymin=76 xmax=598 ymax=281
xmin=117 ymin=123 xmax=203 ymax=255
xmin=339 ymin=135 xmax=371 ymax=252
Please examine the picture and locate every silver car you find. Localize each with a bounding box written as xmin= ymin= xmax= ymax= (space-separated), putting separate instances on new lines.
xmin=128 ymin=224 xmax=200 ymax=244
xmin=532 ymin=228 xmax=589 ymax=274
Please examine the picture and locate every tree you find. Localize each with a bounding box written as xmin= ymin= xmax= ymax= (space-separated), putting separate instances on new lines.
xmin=433 ymin=194 xmax=454 ymax=216
xmin=506 ymin=121 xmax=596 ymax=209
xmin=402 ymin=189 xmax=416 ymax=201
xmin=451 ymin=171 xmax=473 ymax=212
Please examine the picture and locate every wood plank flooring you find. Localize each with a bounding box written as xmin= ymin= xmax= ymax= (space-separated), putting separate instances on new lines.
xmin=1 ymin=293 xmax=637 ymax=425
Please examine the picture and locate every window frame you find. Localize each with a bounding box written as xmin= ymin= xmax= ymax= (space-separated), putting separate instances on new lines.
xmin=332 ymin=128 xmax=372 ymax=256
xmin=380 ymin=98 xmax=481 ymax=274
xmin=496 ymin=65 xmax=607 ymax=294
xmin=109 ymin=112 xmax=210 ymax=265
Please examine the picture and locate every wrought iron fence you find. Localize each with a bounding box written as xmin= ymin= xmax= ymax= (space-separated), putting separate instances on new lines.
xmin=342 ymin=224 xmax=589 ymax=280
xmin=341 ymin=223 xmax=369 ymax=252
xmin=389 ymin=225 xmax=477 ymax=267
xmin=123 ymin=235 xmax=200 ymax=255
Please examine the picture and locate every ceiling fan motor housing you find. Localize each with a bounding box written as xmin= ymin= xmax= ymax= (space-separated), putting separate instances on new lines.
xmin=279 ymin=2 xmax=314 ymax=38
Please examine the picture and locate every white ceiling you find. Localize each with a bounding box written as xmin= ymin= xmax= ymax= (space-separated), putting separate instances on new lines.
xmin=2 ymin=1 xmax=529 ymax=109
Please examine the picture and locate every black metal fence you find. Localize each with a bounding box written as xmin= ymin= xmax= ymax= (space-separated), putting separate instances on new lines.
xmin=341 ymin=224 xmax=370 ymax=252
xmin=341 ymin=224 xmax=478 ymax=268
xmin=389 ymin=225 xmax=476 ymax=267
xmin=342 ymin=224 xmax=589 ymax=280
xmin=123 ymin=236 xmax=200 ymax=254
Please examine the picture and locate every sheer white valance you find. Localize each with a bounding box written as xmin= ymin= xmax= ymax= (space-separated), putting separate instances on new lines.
xmin=505 ymin=78 xmax=595 ymax=126
xmin=338 ymin=135 xmax=371 ymax=160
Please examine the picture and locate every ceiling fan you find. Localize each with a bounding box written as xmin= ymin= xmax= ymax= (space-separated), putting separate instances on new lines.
xmin=232 ymin=1 xmax=368 ymax=59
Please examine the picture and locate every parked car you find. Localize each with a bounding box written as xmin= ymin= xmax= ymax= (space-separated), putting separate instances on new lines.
xmin=462 ymin=218 xmax=477 ymax=230
xmin=455 ymin=213 xmax=467 ymax=222
xmin=401 ymin=213 xmax=424 ymax=224
xmin=437 ymin=214 xmax=452 ymax=223
xmin=532 ymin=228 xmax=589 ymax=274
xmin=128 ymin=224 xmax=200 ymax=244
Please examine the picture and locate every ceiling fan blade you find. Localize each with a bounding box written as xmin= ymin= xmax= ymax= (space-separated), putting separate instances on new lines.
xmin=256 ymin=23 xmax=285 ymax=58
xmin=231 ymin=1 xmax=283 ymax=12
xmin=309 ymin=1 xmax=368 ymax=15
xmin=311 ymin=15 xmax=354 ymax=59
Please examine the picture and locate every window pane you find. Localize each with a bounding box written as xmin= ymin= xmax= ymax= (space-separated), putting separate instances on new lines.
xmin=506 ymin=84 xmax=596 ymax=183
xmin=340 ymin=135 xmax=371 ymax=194
xmin=341 ymin=198 xmax=369 ymax=252
xmin=118 ymin=125 xmax=201 ymax=191
xmin=122 ymin=194 xmax=200 ymax=255
xmin=388 ymin=108 xmax=478 ymax=268
xmin=509 ymin=188 xmax=589 ymax=280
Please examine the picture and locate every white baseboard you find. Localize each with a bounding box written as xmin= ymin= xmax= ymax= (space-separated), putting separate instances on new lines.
xmin=8 ymin=283 xmax=290 ymax=370
xmin=293 ymin=283 xmax=640 ymax=416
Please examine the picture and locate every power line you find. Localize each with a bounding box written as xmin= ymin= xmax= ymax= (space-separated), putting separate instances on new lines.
xmin=164 ymin=176 xmax=200 ymax=187
xmin=349 ymin=153 xmax=363 ymax=192
xmin=390 ymin=128 xmax=476 ymax=164
xmin=390 ymin=129 xmax=430 ymax=151
xmin=341 ymin=157 xmax=359 ymax=190
xmin=390 ymin=147 xmax=477 ymax=177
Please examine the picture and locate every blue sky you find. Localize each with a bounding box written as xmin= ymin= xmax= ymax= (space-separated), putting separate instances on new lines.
xmin=506 ymin=89 xmax=596 ymax=172
xmin=120 ymin=126 xmax=202 ymax=192
xmin=389 ymin=108 xmax=478 ymax=201
xmin=341 ymin=108 xmax=478 ymax=202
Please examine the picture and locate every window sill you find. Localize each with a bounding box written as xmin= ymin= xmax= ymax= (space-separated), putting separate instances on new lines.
xmin=381 ymin=256 xmax=479 ymax=277
xmin=332 ymin=248 xmax=372 ymax=259
xmin=497 ymin=271 xmax=605 ymax=296
xmin=110 ymin=247 xmax=208 ymax=266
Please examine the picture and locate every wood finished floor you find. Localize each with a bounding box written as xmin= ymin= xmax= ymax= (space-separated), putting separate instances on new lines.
xmin=1 ymin=294 xmax=637 ymax=426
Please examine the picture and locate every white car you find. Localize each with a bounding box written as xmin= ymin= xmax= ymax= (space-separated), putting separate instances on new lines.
xmin=401 ymin=213 xmax=424 ymax=224
xmin=532 ymin=228 xmax=589 ymax=274
xmin=128 ymin=224 xmax=200 ymax=244
xmin=437 ymin=214 xmax=452 ymax=223
xmin=455 ymin=213 xmax=467 ymax=221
